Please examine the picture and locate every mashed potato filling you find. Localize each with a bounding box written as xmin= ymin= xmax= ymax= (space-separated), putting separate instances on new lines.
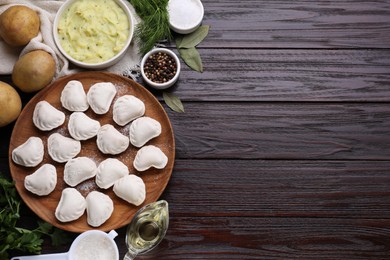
xmin=58 ymin=0 xmax=130 ymax=64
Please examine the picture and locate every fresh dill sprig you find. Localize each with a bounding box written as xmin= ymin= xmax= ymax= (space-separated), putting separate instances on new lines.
xmin=128 ymin=0 xmax=171 ymax=55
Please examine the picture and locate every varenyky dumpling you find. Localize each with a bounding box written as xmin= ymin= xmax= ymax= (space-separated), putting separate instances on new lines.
xmin=86 ymin=191 xmax=114 ymax=227
xmin=68 ymin=112 xmax=100 ymax=141
xmin=113 ymin=175 xmax=146 ymax=206
xmin=113 ymin=95 xmax=145 ymax=126
xmin=12 ymin=136 xmax=44 ymax=167
xmin=64 ymin=157 xmax=97 ymax=187
xmin=87 ymin=82 xmax=117 ymax=115
xmin=33 ymin=100 xmax=65 ymax=131
xmin=48 ymin=133 xmax=81 ymax=163
xmin=96 ymin=158 xmax=129 ymax=189
xmin=55 ymin=188 xmax=86 ymax=222
xmin=129 ymin=117 xmax=161 ymax=148
xmin=60 ymin=80 xmax=89 ymax=112
xmin=133 ymin=145 xmax=168 ymax=171
xmin=97 ymin=124 xmax=129 ymax=155
xmin=24 ymin=164 xmax=57 ymax=196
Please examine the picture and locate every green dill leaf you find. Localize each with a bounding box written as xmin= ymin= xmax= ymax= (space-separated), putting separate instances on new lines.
xmin=178 ymin=47 xmax=203 ymax=72
xmin=178 ymin=25 xmax=210 ymax=49
xmin=163 ymin=92 xmax=185 ymax=113
xmin=128 ymin=0 xmax=171 ymax=55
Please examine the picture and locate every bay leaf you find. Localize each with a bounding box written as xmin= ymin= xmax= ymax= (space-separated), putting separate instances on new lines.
xmin=178 ymin=25 xmax=210 ymax=49
xmin=163 ymin=92 xmax=185 ymax=113
xmin=175 ymin=35 xmax=184 ymax=48
xmin=178 ymin=47 xmax=203 ymax=72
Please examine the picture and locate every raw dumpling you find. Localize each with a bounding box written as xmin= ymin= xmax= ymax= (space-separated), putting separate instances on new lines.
xmin=129 ymin=117 xmax=161 ymax=148
xmin=55 ymin=188 xmax=86 ymax=222
xmin=86 ymin=191 xmax=114 ymax=227
xmin=12 ymin=137 xmax=44 ymax=167
xmin=133 ymin=145 xmax=168 ymax=171
xmin=113 ymin=95 xmax=145 ymax=126
xmin=113 ymin=175 xmax=146 ymax=206
xmin=87 ymin=82 xmax=117 ymax=114
xmin=64 ymin=157 xmax=97 ymax=187
xmin=68 ymin=112 xmax=100 ymax=141
xmin=96 ymin=158 xmax=129 ymax=189
xmin=33 ymin=101 xmax=65 ymax=131
xmin=48 ymin=133 xmax=81 ymax=163
xmin=96 ymin=124 xmax=129 ymax=155
xmin=60 ymin=80 xmax=89 ymax=112
xmin=24 ymin=164 xmax=57 ymax=196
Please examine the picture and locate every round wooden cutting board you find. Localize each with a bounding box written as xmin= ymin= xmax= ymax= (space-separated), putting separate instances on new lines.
xmin=9 ymin=72 xmax=175 ymax=233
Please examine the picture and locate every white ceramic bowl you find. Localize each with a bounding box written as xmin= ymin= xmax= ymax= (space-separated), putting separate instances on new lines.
xmin=168 ymin=0 xmax=204 ymax=34
xmin=140 ymin=48 xmax=181 ymax=90
xmin=53 ymin=0 xmax=134 ymax=69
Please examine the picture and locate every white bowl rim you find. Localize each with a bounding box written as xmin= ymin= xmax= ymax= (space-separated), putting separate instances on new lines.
xmin=168 ymin=0 xmax=204 ymax=32
xmin=53 ymin=0 xmax=134 ymax=69
xmin=140 ymin=48 xmax=181 ymax=89
xmin=68 ymin=230 xmax=119 ymax=259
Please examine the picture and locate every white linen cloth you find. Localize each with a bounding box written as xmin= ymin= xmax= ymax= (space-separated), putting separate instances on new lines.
xmin=0 ymin=0 xmax=142 ymax=79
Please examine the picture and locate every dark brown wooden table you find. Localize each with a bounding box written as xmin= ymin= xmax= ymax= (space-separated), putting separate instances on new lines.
xmin=2 ymin=0 xmax=390 ymax=259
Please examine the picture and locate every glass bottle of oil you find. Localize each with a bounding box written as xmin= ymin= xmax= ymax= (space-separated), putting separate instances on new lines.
xmin=124 ymin=200 xmax=169 ymax=260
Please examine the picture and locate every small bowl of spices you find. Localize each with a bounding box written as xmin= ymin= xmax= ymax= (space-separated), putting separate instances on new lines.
xmin=141 ymin=48 xmax=181 ymax=89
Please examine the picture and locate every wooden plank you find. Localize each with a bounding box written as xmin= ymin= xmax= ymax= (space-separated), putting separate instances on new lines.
xmin=182 ymin=0 xmax=390 ymax=49
xmin=3 ymin=102 xmax=390 ymax=160
xmin=111 ymin=217 xmax=390 ymax=259
xmin=4 ymin=49 xmax=390 ymax=103
xmin=166 ymin=102 xmax=390 ymax=160
xmin=162 ymin=159 xmax=390 ymax=219
xmin=165 ymin=49 xmax=390 ymax=102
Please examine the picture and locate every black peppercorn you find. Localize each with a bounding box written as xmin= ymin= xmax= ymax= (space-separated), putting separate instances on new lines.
xmin=143 ymin=52 xmax=177 ymax=84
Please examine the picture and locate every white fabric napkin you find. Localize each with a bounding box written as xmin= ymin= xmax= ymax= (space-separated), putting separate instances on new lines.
xmin=0 ymin=0 xmax=142 ymax=79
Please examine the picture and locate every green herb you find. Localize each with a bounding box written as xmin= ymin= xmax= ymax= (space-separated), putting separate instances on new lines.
xmin=163 ymin=92 xmax=185 ymax=113
xmin=176 ymin=25 xmax=209 ymax=72
xmin=0 ymin=174 xmax=70 ymax=259
xmin=128 ymin=0 xmax=171 ymax=55
xmin=177 ymin=25 xmax=210 ymax=49
xmin=178 ymin=47 xmax=203 ymax=72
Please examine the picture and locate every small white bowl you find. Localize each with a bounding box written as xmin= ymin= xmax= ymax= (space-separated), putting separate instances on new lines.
xmin=141 ymin=48 xmax=181 ymax=90
xmin=168 ymin=0 xmax=204 ymax=34
xmin=53 ymin=0 xmax=134 ymax=69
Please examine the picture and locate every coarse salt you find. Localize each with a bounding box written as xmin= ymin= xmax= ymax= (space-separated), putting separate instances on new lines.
xmin=73 ymin=234 xmax=117 ymax=260
xmin=168 ymin=0 xmax=204 ymax=33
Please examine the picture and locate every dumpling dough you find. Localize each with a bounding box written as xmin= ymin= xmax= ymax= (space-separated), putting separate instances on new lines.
xmin=87 ymin=82 xmax=117 ymax=114
xmin=60 ymin=80 xmax=89 ymax=112
xmin=86 ymin=191 xmax=114 ymax=227
xmin=33 ymin=101 xmax=65 ymax=131
xmin=133 ymin=145 xmax=168 ymax=171
xmin=64 ymin=157 xmax=97 ymax=187
xmin=96 ymin=158 xmax=129 ymax=189
xmin=24 ymin=164 xmax=57 ymax=196
xmin=129 ymin=117 xmax=161 ymax=148
xmin=97 ymin=124 xmax=129 ymax=155
xmin=113 ymin=95 xmax=145 ymax=126
xmin=55 ymin=188 xmax=86 ymax=222
xmin=113 ymin=175 xmax=146 ymax=206
xmin=68 ymin=112 xmax=100 ymax=141
xmin=12 ymin=137 xmax=44 ymax=167
xmin=48 ymin=133 xmax=81 ymax=163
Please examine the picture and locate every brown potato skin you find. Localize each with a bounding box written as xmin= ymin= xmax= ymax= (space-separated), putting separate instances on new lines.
xmin=0 ymin=5 xmax=40 ymax=46
xmin=12 ymin=50 xmax=56 ymax=93
xmin=0 ymin=81 xmax=22 ymax=127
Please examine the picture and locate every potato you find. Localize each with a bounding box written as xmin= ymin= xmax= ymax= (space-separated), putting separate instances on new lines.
xmin=12 ymin=50 xmax=56 ymax=93
xmin=0 ymin=5 xmax=40 ymax=46
xmin=0 ymin=81 xmax=22 ymax=127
